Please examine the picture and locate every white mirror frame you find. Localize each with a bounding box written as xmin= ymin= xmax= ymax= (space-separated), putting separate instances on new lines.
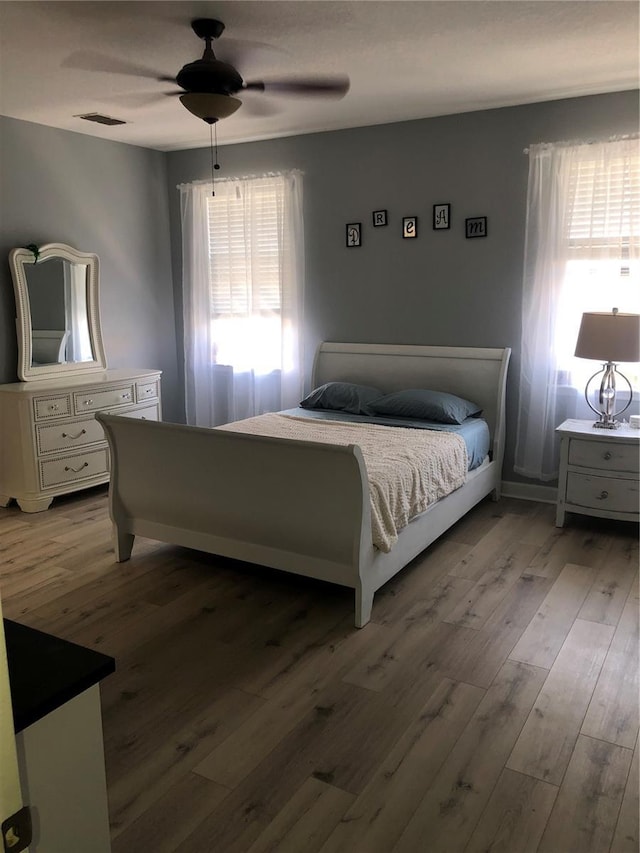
xmin=9 ymin=242 xmax=107 ymax=381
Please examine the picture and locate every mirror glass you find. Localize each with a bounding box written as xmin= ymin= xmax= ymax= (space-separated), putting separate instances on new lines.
xmin=9 ymin=243 xmax=107 ymax=381
xmin=26 ymin=257 xmax=93 ymax=366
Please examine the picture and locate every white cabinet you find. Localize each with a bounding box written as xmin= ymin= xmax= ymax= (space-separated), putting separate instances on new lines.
xmin=555 ymin=419 xmax=640 ymax=527
xmin=16 ymin=686 xmax=112 ymax=853
xmin=5 ymin=617 xmax=115 ymax=853
xmin=0 ymin=368 xmax=161 ymax=512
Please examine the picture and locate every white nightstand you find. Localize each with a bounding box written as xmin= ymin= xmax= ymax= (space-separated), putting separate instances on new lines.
xmin=555 ymin=419 xmax=640 ymax=527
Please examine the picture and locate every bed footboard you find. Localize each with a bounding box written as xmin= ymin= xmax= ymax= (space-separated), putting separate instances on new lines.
xmin=97 ymin=413 xmax=373 ymax=616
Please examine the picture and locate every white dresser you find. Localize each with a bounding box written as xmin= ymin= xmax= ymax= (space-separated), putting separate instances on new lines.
xmin=0 ymin=368 xmax=161 ymax=512
xmin=555 ymin=418 xmax=640 ymax=527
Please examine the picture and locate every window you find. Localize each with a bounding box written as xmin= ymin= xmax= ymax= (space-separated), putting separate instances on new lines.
xmin=180 ymin=171 xmax=304 ymax=427
xmin=556 ymin=261 xmax=639 ymax=390
xmin=557 ymin=150 xmax=640 ymax=390
xmin=515 ymin=136 xmax=639 ymax=481
xmin=206 ymin=175 xmax=290 ymax=373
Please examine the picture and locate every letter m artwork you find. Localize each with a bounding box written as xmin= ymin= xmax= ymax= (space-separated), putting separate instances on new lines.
xmin=465 ymin=217 xmax=487 ymax=238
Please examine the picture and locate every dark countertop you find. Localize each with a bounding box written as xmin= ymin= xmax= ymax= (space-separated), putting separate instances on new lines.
xmin=4 ymin=619 xmax=115 ymax=733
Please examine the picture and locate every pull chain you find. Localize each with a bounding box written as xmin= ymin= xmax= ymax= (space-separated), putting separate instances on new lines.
xmin=210 ymin=124 xmax=215 ymax=196
xmin=210 ymin=122 xmax=221 ymax=197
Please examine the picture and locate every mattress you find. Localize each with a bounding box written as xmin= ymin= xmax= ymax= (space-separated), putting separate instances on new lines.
xmin=280 ymin=407 xmax=491 ymax=470
xmin=219 ymin=411 xmax=468 ymax=552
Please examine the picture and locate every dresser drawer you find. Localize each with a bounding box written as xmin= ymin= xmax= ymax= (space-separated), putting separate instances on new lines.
xmin=74 ymin=385 xmax=135 ymax=414
xmin=122 ymin=404 xmax=159 ymax=421
xmin=566 ymin=472 xmax=639 ymax=515
xmin=568 ymin=438 xmax=639 ymax=474
xmin=104 ymin=404 xmax=160 ymax=422
xmin=36 ymin=416 xmax=105 ymax=455
xmin=136 ymin=379 xmax=159 ymax=403
xmin=39 ymin=448 xmax=109 ymax=489
xmin=33 ymin=394 xmax=71 ymax=421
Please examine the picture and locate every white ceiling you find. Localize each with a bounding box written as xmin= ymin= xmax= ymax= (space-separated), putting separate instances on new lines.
xmin=0 ymin=1 xmax=638 ymax=152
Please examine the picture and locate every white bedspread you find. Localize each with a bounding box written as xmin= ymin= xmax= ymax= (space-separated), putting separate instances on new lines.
xmin=218 ymin=413 xmax=468 ymax=553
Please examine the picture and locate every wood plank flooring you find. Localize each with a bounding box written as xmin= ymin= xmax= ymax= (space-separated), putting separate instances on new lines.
xmin=1 ymin=487 xmax=638 ymax=853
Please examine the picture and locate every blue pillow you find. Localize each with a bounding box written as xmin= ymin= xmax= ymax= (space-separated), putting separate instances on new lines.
xmin=369 ymin=388 xmax=482 ymax=424
xmin=300 ymin=381 xmax=382 ymax=415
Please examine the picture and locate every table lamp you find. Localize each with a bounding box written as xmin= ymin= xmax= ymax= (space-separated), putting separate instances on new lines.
xmin=574 ymin=308 xmax=640 ymax=429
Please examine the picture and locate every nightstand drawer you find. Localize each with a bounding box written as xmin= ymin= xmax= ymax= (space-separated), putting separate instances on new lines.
xmin=566 ymin=472 xmax=639 ymax=514
xmin=568 ymin=438 xmax=639 ymax=473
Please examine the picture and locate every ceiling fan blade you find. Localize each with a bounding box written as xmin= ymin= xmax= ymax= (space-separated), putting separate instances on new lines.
xmin=243 ymin=75 xmax=350 ymax=99
xmin=62 ymin=50 xmax=174 ymax=83
xmin=103 ymin=91 xmax=177 ymax=107
xmin=240 ymin=96 xmax=282 ymax=118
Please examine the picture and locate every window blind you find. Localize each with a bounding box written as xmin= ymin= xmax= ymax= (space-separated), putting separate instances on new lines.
xmin=206 ymin=176 xmax=284 ymax=316
xmin=566 ymin=151 xmax=640 ymax=255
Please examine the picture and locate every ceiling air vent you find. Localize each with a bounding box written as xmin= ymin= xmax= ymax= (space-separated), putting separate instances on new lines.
xmin=75 ymin=113 xmax=126 ymax=126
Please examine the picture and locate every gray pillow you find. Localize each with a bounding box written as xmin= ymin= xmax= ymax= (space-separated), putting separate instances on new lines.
xmin=300 ymin=381 xmax=383 ymax=415
xmin=369 ymin=388 xmax=482 ymax=424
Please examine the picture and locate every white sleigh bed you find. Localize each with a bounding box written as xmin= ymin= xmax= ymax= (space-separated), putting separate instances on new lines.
xmin=97 ymin=342 xmax=511 ymax=627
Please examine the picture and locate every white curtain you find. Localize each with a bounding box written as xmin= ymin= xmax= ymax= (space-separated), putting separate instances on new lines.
xmin=180 ymin=171 xmax=304 ymax=427
xmin=514 ymin=136 xmax=639 ymax=481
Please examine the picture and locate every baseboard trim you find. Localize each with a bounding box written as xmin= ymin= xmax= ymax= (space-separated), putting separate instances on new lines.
xmin=501 ymin=481 xmax=557 ymax=504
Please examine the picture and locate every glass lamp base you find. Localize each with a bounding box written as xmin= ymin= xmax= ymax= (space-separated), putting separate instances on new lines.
xmin=585 ymin=363 xmax=633 ymax=432
xmin=592 ymin=419 xmax=620 ymax=430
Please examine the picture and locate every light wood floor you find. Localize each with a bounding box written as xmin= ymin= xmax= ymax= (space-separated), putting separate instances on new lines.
xmin=1 ymin=487 xmax=638 ymax=853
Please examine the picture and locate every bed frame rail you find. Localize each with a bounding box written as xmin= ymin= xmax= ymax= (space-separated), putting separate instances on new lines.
xmin=97 ymin=413 xmax=371 ymax=588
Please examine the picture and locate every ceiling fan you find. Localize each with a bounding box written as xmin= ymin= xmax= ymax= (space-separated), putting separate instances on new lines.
xmin=178 ymin=19 xmax=350 ymax=123
xmin=70 ymin=18 xmax=350 ymax=124
xmin=175 ymin=18 xmax=350 ymax=123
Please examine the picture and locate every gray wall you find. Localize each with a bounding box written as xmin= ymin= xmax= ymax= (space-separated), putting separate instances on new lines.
xmin=0 ymin=116 xmax=180 ymax=419
xmin=167 ymin=90 xmax=639 ymax=484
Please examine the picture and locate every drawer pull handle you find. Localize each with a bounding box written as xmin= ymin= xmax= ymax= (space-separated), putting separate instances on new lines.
xmin=61 ymin=429 xmax=87 ymax=440
xmin=122 ymin=393 xmax=131 ymax=400
xmin=49 ymin=404 xmax=59 ymax=411
xmin=603 ymin=451 xmax=612 ymax=460
xmin=596 ymin=490 xmax=609 ymax=500
xmin=64 ymin=462 xmax=89 ymax=473
xmin=83 ymin=399 xmax=93 ymax=406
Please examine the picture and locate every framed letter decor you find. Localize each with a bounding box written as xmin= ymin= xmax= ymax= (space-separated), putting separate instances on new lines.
xmin=433 ymin=203 xmax=450 ymax=230
xmin=402 ymin=216 xmax=418 ymax=239
xmin=465 ymin=216 xmax=487 ymax=238
xmin=346 ymin=223 xmax=362 ymax=247
xmin=372 ymin=210 xmax=388 ymax=227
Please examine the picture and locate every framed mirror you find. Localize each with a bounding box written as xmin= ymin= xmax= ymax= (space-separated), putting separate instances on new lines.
xmin=9 ymin=242 xmax=107 ymax=381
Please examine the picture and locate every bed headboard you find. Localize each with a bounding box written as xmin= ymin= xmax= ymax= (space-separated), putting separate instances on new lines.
xmin=312 ymin=342 xmax=511 ymax=464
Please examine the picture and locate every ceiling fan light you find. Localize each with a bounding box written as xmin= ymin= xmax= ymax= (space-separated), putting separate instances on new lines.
xmin=179 ymin=92 xmax=242 ymax=123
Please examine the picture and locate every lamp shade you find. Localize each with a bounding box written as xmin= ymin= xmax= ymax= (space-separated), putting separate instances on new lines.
xmin=179 ymin=92 xmax=242 ymax=124
xmin=574 ymin=311 xmax=640 ymax=363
